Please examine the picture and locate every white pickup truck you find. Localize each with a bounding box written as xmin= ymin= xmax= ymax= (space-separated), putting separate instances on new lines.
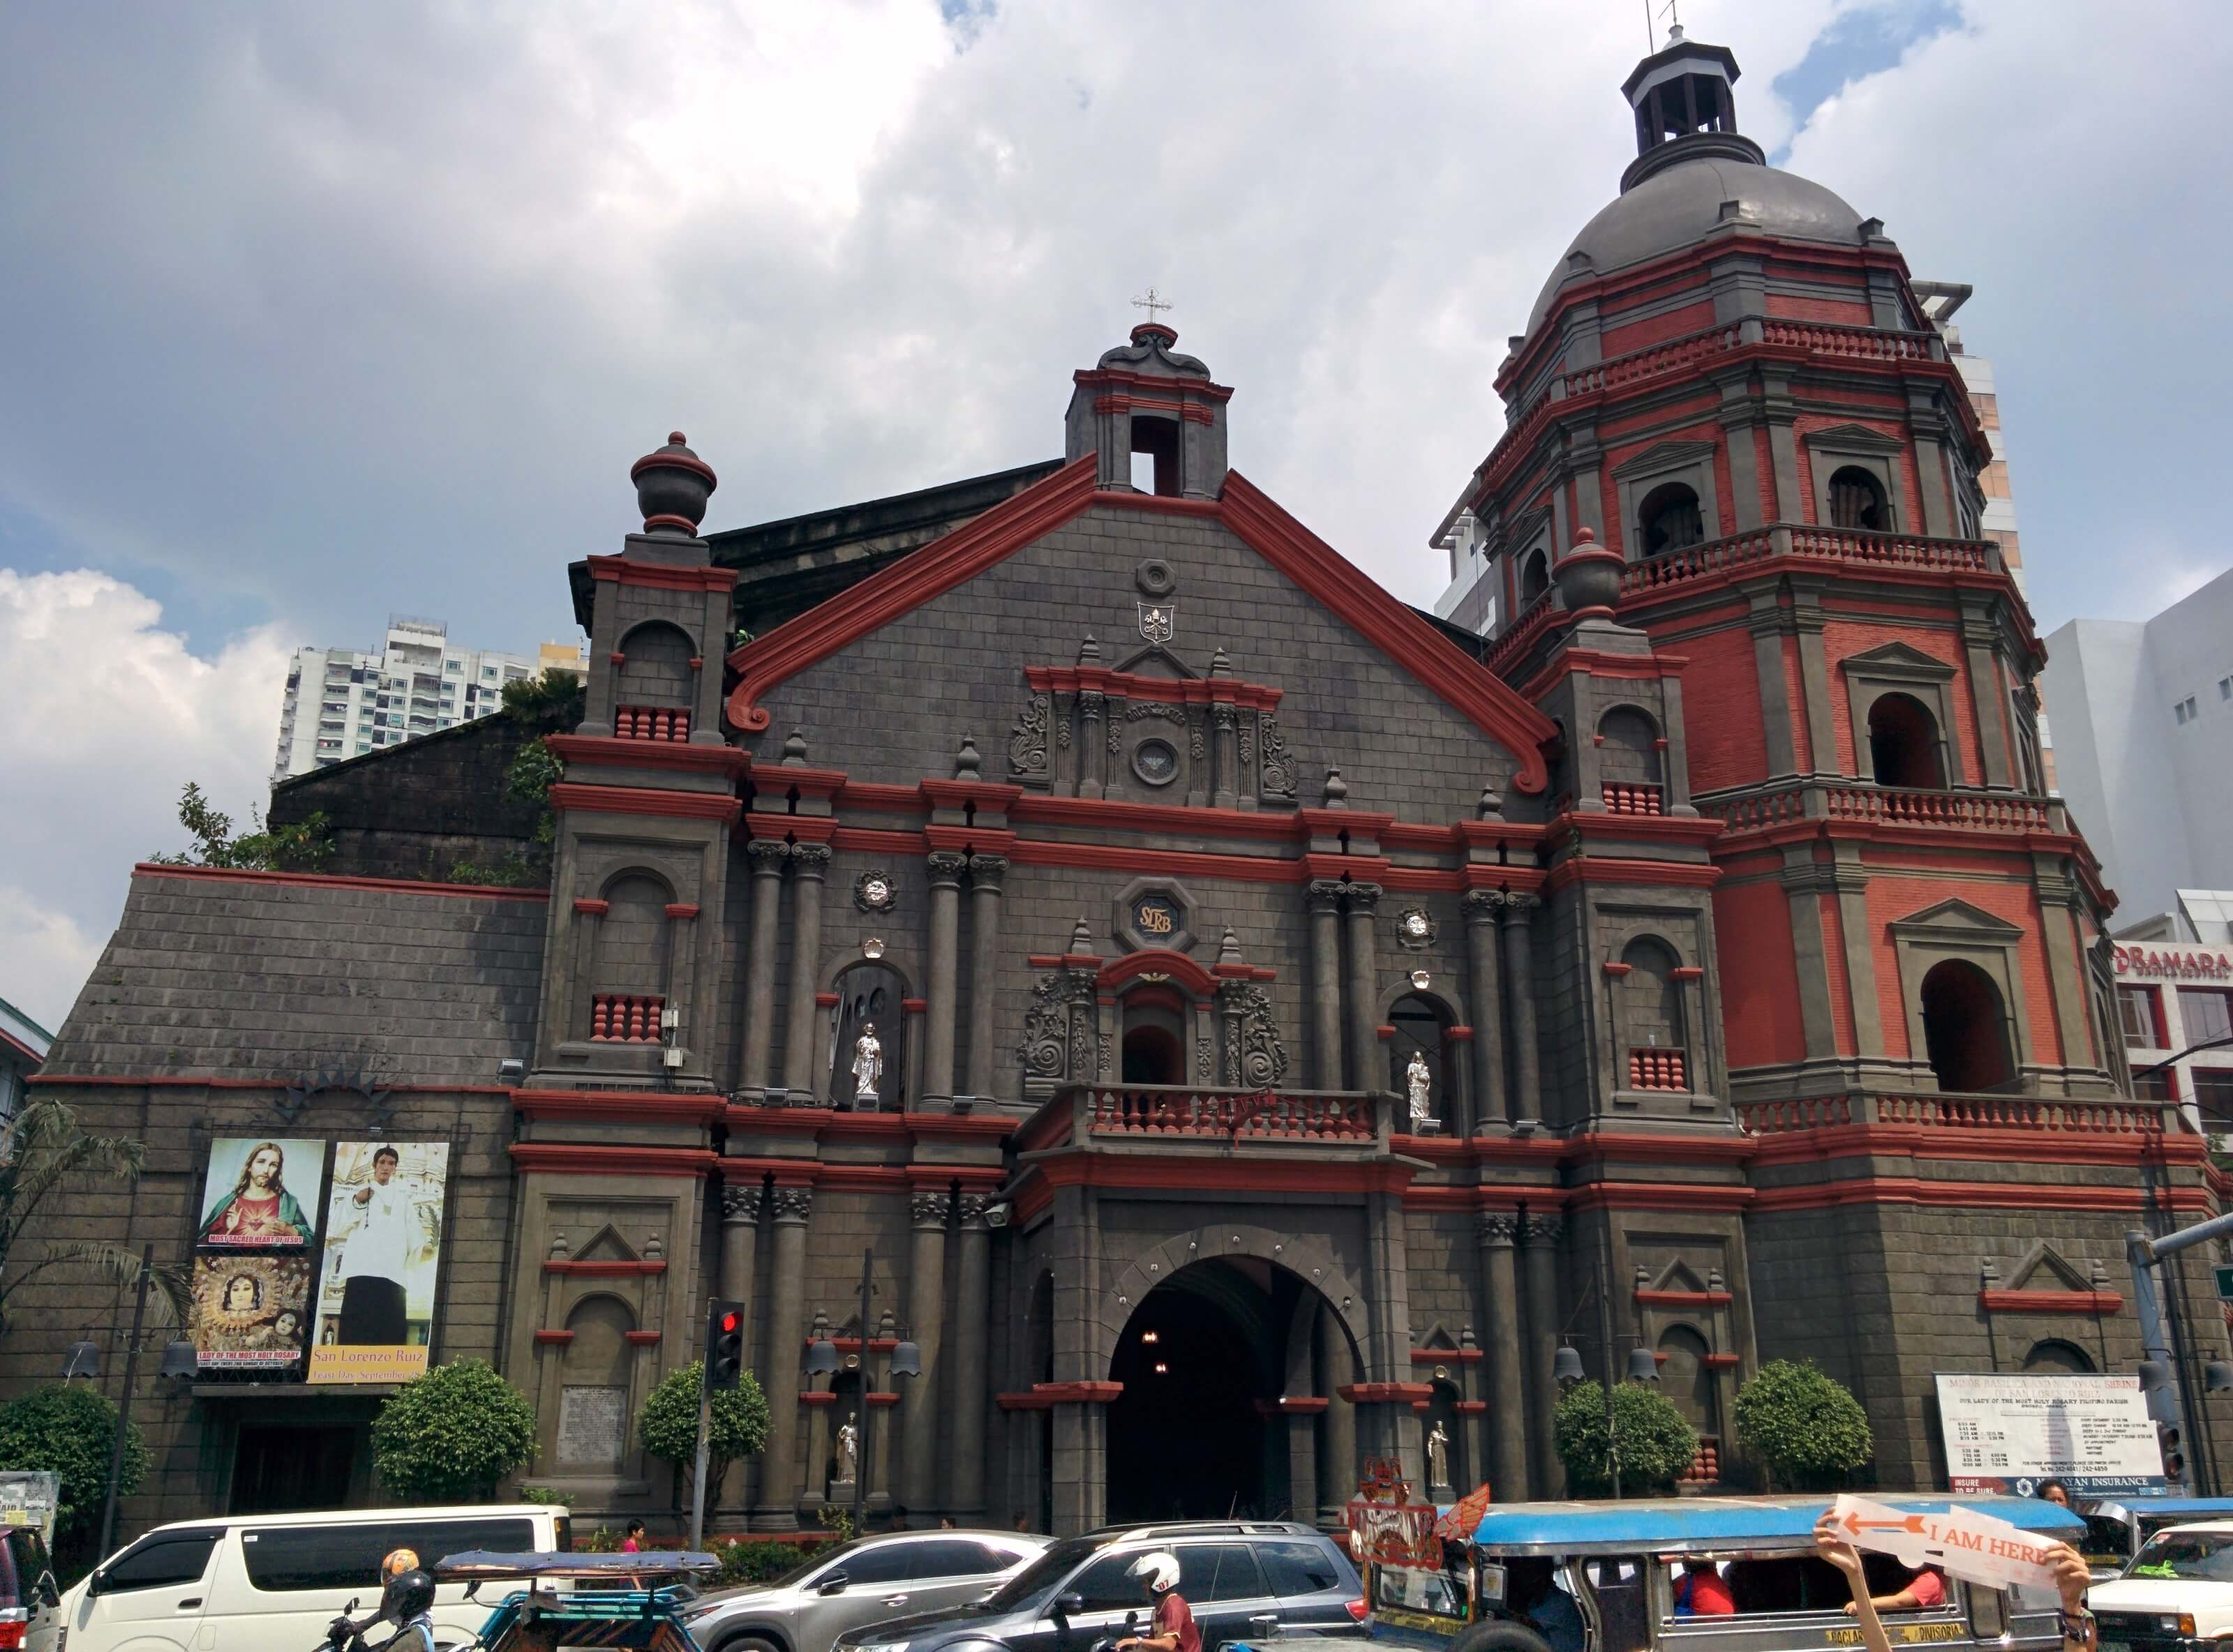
xmin=2089 ymin=1522 xmax=2233 ymax=1652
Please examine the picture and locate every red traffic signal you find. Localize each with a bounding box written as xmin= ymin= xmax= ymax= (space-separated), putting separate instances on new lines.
xmin=706 ymin=1298 xmax=747 ymax=1392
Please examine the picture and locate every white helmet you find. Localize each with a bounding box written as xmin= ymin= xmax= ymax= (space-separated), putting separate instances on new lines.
xmin=1129 ymin=1551 xmax=1180 ymax=1594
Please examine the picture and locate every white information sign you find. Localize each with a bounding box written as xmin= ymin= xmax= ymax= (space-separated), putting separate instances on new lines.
xmin=1831 ymin=1496 xmax=2061 ymax=1593
xmin=1934 ymin=1372 xmax=2165 ymax=1496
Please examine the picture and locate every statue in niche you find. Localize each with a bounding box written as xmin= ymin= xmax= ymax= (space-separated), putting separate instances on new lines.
xmin=1405 ymin=1051 xmax=1434 ymax=1126
xmin=1427 ymin=1420 xmax=1450 ymax=1489
xmin=837 ymin=1416 xmax=859 ymax=1483
xmin=852 ymin=1024 xmax=884 ymax=1106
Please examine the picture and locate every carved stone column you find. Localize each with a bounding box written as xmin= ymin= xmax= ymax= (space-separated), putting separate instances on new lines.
xmin=963 ymin=855 xmax=1008 ymax=1105
xmin=1498 ymin=894 xmax=1544 ymax=1123
xmin=753 ymin=1185 xmax=812 ymax=1529
xmin=922 ymin=852 xmax=967 ymax=1109
xmin=949 ymin=1193 xmax=994 ymax=1515
xmin=1476 ymin=1211 xmax=1531 ymax=1499
xmin=1077 ymin=692 xmax=1106 ymax=800
xmin=1306 ymin=880 xmax=1346 ymax=1090
xmin=781 ymin=843 xmax=831 ymax=1102
xmin=1519 ymin=1213 xmax=1563 ymax=1497
xmin=1211 ymin=702 xmax=1240 ymax=811
xmin=740 ymin=841 xmax=789 ymax=1100
xmin=1463 ymin=890 xmax=1510 ymax=1127
xmin=1343 ymin=884 xmax=1383 ymax=1092
xmin=900 ymin=1189 xmax=950 ymax=1512
xmin=718 ymin=1181 xmax=763 ymax=1510
xmin=1317 ymin=1302 xmax=1359 ymax=1523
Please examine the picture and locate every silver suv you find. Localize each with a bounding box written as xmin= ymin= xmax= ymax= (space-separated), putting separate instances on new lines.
xmin=680 ymin=1530 xmax=1052 ymax=1652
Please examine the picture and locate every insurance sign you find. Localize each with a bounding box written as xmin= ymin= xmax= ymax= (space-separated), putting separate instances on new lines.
xmin=1934 ymin=1372 xmax=2166 ymax=1495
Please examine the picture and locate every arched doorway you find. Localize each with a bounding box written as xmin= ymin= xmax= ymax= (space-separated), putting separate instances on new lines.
xmin=1867 ymin=693 xmax=1946 ymax=789
xmin=1105 ymin=1257 xmax=1357 ymax=1523
xmin=1920 ymin=959 xmax=2015 ymax=1092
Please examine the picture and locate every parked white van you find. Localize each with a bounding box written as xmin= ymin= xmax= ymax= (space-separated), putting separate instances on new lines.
xmin=54 ymin=1503 xmax=569 ymax=1652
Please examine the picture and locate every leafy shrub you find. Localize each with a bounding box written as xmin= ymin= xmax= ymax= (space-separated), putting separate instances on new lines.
xmin=1733 ymin=1359 xmax=1874 ymax=1489
xmin=371 ymin=1359 xmax=537 ymax=1502
xmin=713 ymin=1536 xmax=828 ymax=1584
xmin=1553 ymin=1380 xmax=1698 ymax=1496
xmin=0 ymin=1384 xmax=145 ymax=1552
xmin=518 ymin=1485 xmax=576 ymax=1508
xmin=150 ymin=781 xmax=330 ymax=872
xmin=636 ymin=1361 xmax=770 ymax=1508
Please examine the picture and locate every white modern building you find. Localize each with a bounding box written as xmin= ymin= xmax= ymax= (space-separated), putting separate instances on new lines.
xmin=2042 ymin=564 xmax=2233 ymax=933
xmin=0 ymin=993 xmax=53 ymax=1127
xmin=271 ymin=616 xmax=587 ymax=781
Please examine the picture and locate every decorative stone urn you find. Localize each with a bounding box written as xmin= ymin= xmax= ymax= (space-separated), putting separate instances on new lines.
xmin=629 ymin=431 xmax=719 ymax=535
xmin=1553 ymin=526 xmax=1626 ymax=613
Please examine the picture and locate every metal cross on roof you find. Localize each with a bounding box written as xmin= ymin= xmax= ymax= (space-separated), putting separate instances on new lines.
xmin=1131 ymin=287 xmax=1174 ymax=326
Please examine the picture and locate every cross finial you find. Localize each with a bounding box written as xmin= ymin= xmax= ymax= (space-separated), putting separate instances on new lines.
xmin=1131 ymin=286 xmax=1174 ymax=326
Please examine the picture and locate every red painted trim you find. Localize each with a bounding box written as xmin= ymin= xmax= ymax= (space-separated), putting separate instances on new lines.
xmin=1445 ymin=1026 xmax=1474 ymax=1043
xmin=34 ymin=1073 xmax=520 ymax=1095
xmin=1026 ymin=663 xmax=1282 ymax=712
xmin=1411 ymin=1349 xmax=1484 ymax=1364
xmin=901 ymin=997 xmax=928 ymax=1014
xmin=1216 ymin=472 xmax=1555 ymax=792
xmin=573 ymin=899 xmax=611 ymax=916
xmin=0 ymin=1028 xmax=40 ymax=1066
xmin=814 ymin=991 xmax=842 ymax=1008
xmin=511 ymin=1143 xmax=719 ymax=1178
xmin=1744 ymin=1122 xmax=2202 ymax=1171
xmin=131 ymin=862 xmax=550 ymax=901
xmin=744 ymin=811 xmax=838 ymax=843
xmin=1544 ymin=857 xmax=1722 ymax=892
xmin=729 ymin=457 xmax=1099 ymax=730
xmin=544 ymin=1259 xmax=671 ymax=1277
xmin=759 ymin=765 xmax=850 ymax=803
xmin=1753 ymin=1177 xmax=2213 ymax=1216
xmin=1010 ymin=795 xmax=1300 ymax=844
xmin=550 ymin=783 xmax=741 ymax=823
xmin=546 ymin=735 xmax=749 ymax=776
xmin=1634 ymin=1289 xmax=1733 ymax=1307
xmin=1456 ymin=1399 xmax=1490 ymax=1414
xmin=534 ymin=1330 xmax=574 ymax=1345
xmin=1978 ymin=1289 xmax=2123 ymax=1315
xmin=865 ymin=1391 xmax=900 ymax=1406
xmin=624 ymin=1330 xmax=662 ymax=1345
xmin=1031 ymin=1380 xmax=1123 ymax=1404
xmin=1670 ymin=966 xmax=1706 ymax=982
xmin=585 ymin=555 xmax=735 ymax=592
xmin=1601 ymin=962 xmax=1633 ymax=978
xmin=1375 ymin=1024 xmax=1396 ymax=1040
xmin=1013 ymin=838 xmax=1308 ymax=885
xmin=819 ymin=1164 xmax=909 ymax=1192
xmin=997 ymin=1390 xmax=1055 ymax=1411
xmin=1257 ymin=1396 xmax=1331 ymax=1415
xmin=1562 ymin=1183 xmax=1756 ymax=1214
xmin=514 ymin=1090 xmax=727 ymax=1127
xmin=1703 ymin=1353 xmax=1742 ymax=1369
xmin=800 ymin=1390 xmax=835 ymax=1406
xmin=836 ymin=781 xmax=929 ymax=813
xmin=1338 ymin=1382 xmax=1435 ymax=1404
xmin=664 ymin=903 xmax=701 ymax=920
xmin=832 ymin=826 xmax=927 ymax=856
xmin=806 ymin=1337 xmax=899 ymax=1353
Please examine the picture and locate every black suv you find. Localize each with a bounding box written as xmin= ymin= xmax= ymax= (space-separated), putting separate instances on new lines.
xmin=829 ymin=1520 xmax=1366 ymax=1652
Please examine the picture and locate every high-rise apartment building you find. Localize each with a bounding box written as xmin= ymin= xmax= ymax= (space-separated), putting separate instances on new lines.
xmin=271 ymin=615 xmax=585 ymax=781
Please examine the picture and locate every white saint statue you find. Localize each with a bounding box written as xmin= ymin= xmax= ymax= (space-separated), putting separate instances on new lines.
xmin=837 ymin=1416 xmax=860 ymax=1482
xmin=852 ymin=1023 xmax=884 ymax=1106
xmin=1427 ymin=1420 xmax=1450 ymax=1489
xmin=1405 ymin=1051 xmax=1433 ymax=1125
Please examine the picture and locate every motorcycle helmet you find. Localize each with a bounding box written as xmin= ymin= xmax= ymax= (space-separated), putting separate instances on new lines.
xmin=381 ymin=1548 xmax=421 ymax=1582
xmin=381 ymin=1567 xmax=438 ymax=1622
xmin=1128 ymin=1551 xmax=1180 ymax=1594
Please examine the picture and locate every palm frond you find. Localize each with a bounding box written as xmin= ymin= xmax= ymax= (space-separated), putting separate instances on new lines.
xmin=2 ymin=1242 xmax=193 ymax=1330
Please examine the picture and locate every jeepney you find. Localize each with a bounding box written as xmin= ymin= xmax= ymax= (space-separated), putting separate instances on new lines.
xmin=433 ymin=1549 xmax=722 ymax=1651
xmin=2075 ymin=1500 xmax=2233 ymax=1577
xmin=1350 ymin=1494 xmax=2085 ymax=1652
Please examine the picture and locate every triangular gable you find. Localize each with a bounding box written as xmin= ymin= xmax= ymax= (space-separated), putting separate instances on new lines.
xmin=1888 ymin=896 xmax=2025 ymax=940
xmin=725 ymin=458 xmax=1557 ymax=793
xmin=1650 ymin=1258 xmax=1710 ymax=1296
xmin=2004 ymin=1242 xmax=2089 ymax=1294
xmin=569 ymin=1224 xmax=641 ymax=1265
xmin=1839 ymin=640 xmax=1956 ymax=680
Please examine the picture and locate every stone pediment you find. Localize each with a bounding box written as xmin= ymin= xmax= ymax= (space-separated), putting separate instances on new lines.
xmin=1839 ymin=640 xmax=1956 ymax=682
xmin=1887 ymin=896 xmax=2024 ymax=943
xmin=1611 ymin=438 xmax=1720 ymax=479
xmin=2003 ymin=1242 xmax=2089 ymax=1294
xmin=1803 ymin=421 xmax=1907 ymax=453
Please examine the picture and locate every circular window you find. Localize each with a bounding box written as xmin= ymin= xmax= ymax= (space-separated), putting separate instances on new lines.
xmin=1135 ymin=558 xmax=1177 ymax=599
xmin=1132 ymin=738 xmax=1179 ymax=787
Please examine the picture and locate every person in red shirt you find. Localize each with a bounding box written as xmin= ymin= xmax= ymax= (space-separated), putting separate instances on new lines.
xmin=1116 ymin=1552 xmax=1200 ymax=1652
xmin=1846 ymin=1564 xmax=1946 ymax=1614
xmin=1674 ymin=1560 xmax=1735 ymax=1616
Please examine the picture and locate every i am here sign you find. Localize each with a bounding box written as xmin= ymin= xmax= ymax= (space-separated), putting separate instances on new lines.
xmin=1830 ymin=1495 xmax=2061 ymax=1593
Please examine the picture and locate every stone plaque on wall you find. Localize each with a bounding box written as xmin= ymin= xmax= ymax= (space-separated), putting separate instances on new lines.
xmin=558 ymin=1384 xmax=628 ymax=1468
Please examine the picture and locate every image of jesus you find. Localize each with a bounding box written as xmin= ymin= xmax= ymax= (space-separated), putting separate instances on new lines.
xmin=198 ymin=1141 xmax=313 ymax=1245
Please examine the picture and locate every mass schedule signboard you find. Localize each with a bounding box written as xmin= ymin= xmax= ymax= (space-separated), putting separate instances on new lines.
xmin=1935 ymin=1372 xmax=2167 ymax=1495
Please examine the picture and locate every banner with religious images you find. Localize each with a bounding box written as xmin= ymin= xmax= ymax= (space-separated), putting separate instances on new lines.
xmin=308 ymin=1141 xmax=450 ymax=1385
xmin=195 ymin=1137 xmax=327 ymax=1247
xmin=192 ymin=1254 xmax=314 ymax=1369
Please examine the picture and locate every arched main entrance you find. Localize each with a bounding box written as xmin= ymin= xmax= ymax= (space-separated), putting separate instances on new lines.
xmin=1104 ymin=1257 xmax=1357 ymax=1524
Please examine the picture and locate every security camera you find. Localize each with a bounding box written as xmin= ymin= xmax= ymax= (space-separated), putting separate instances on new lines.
xmin=983 ymin=1202 xmax=1012 ymax=1229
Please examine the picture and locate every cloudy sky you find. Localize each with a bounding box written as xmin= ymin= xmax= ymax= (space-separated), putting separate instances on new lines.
xmin=1 ymin=0 xmax=2226 ymax=1032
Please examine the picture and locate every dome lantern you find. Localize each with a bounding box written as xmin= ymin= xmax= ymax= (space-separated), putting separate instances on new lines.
xmin=1618 ymin=26 xmax=1763 ymax=191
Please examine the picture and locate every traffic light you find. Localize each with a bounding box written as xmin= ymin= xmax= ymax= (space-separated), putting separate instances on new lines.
xmin=706 ymin=1299 xmax=746 ymax=1392
xmin=2160 ymin=1422 xmax=2187 ymax=1482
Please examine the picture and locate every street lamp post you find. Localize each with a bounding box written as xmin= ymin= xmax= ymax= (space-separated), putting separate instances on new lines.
xmin=805 ymin=1249 xmax=920 ymax=1534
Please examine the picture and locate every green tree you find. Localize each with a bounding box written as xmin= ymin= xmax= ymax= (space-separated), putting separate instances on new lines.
xmin=1733 ymin=1359 xmax=1874 ymax=1490
xmin=636 ymin=1362 xmax=770 ymax=1508
xmin=149 ymin=781 xmax=331 ymax=872
xmin=371 ymin=1359 xmax=537 ymax=1502
xmin=1553 ymin=1380 xmax=1698 ymax=1496
xmin=0 ymin=1098 xmax=189 ymax=1334
xmin=0 ymin=1384 xmax=147 ymax=1557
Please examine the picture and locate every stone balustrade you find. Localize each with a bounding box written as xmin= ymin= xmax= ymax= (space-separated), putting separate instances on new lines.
xmin=1077 ymin=1084 xmax=1384 ymax=1145
xmin=1735 ymin=1092 xmax=2169 ymax=1135
xmin=1696 ymin=781 xmax=2066 ymax=839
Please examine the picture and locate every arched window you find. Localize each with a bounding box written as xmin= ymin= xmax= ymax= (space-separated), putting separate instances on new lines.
xmin=1598 ymin=707 xmax=1664 ymax=814
xmin=1657 ymin=1325 xmax=1719 ymax=1445
xmin=553 ymin=1296 xmax=635 ymax=1473
xmin=1387 ymin=993 xmax=1456 ymax=1127
xmin=1920 ymin=959 xmax=2016 ymax=1093
xmin=1618 ymin=938 xmax=1689 ymax=1092
xmin=589 ymin=873 xmax=672 ymax=1042
xmin=1867 ymin=692 xmax=1946 ymax=789
xmin=829 ymin=961 xmax=906 ymax=1109
xmin=2023 ymin=1339 xmax=2096 ymax=1375
xmin=1637 ymin=482 xmax=1705 ymax=557
xmin=1520 ymin=549 xmax=1551 ymax=606
xmin=1828 ymin=467 xmax=1889 ymax=532
xmin=1121 ymin=986 xmax=1187 ymax=1088
xmin=614 ymin=622 xmax=696 ymax=741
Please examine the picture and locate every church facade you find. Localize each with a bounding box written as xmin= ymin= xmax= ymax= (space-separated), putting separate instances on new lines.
xmin=19 ymin=29 xmax=2230 ymax=1536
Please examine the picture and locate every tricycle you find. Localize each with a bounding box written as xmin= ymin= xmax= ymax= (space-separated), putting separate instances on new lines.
xmin=427 ymin=1550 xmax=724 ymax=1651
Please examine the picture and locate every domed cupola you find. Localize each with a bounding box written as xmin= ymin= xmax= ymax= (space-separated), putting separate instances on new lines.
xmin=1620 ymin=24 xmax=1763 ymax=190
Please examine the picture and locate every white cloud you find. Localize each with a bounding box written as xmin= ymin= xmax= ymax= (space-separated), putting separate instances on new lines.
xmin=0 ymin=570 xmax=291 ymax=1030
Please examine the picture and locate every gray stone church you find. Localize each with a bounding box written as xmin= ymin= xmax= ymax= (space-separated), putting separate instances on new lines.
xmin=19 ymin=28 xmax=2227 ymax=1535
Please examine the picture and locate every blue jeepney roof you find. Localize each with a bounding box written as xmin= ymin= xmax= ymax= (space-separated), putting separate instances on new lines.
xmin=1454 ymin=1495 xmax=2086 ymax=1556
xmin=2090 ymin=1497 xmax=2233 ymax=1517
